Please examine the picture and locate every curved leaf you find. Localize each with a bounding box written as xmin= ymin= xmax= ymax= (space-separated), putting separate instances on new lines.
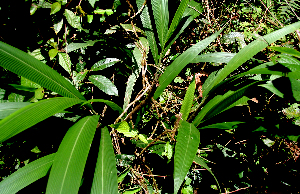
xmin=174 ymin=121 xmax=200 ymax=194
xmin=89 ymin=75 xmax=118 ymax=96
xmin=81 ymin=99 xmax=123 ymax=114
xmin=203 ymin=21 xmax=300 ymax=97
xmin=154 ymin=28 xmax=223 ymax=99
xmin=0 ymin=41 xmax=85 ymax=100
xmin=91 ymin=127 xmax=118 ymax=194
xmin=180 ymin=79 xmax=195 ymax=121
xmin=0 ymin=153 xmax=55 ymax=194
xmin=269 ymin=46 xmax=300 ymax=58
xmin=0 ymin=97 xmax=83 ymax=143
xmin=151 ymin=0 xmax=169 ymax=48
xmin=46 ymin=115 xmax=100 ymax=194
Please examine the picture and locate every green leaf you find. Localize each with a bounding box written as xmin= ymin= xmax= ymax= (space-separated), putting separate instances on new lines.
xmin=49 ymin=48 xmax=58 ymax=60
xmin=50 ymin=2 xmax=61 ymax=15
xmin=290 ymin=77 xmax=300 ymax=101
xmin=151 ymin=0 xmax=169 ymax=48
xmin=166 ymin=0 xmax=189 ymax=42
xmin=66 ymin=40 xmax=98 ymax=53
xmin=193 ymin=156 xmax=220 ymax=192
xmin=174 ymin=121 xmax=200 ymax=194
xmin=0 ymin=153 xmax=55 ymax=194
xmin=137 ymin=0 xmax=159 ymax=65
xmin=0 ymin=41 xmax=85 ymax=100
xmin=88 ymin=0 xmax=99 ymax=8
xmin=154 ymin=28 xmax=223 ymax=99
xmin=190 ymin=52 xmax=236 ymax=64
xmin=198 ymin=121 xmax=245 ymax=129
xmin=54 ymin=18 xmax=64 ymax=34
xmin=180 ymin=79 xmax=195 ymax=121
xmin=91 ymin=58 xmax=120 ymax=71
xmin=138 ymin=134 xmax=148 ymax=144
xmin=89 ymin=75 xmax=118 ymax=96
xmin=58 ymin=53 xmax=72 ymax=74
xmin=91 ymin=127 xmax=118 ymax=194
xmin=0 ymin=97 xmax=83 ymax=142
xmin=259 ymin=81 xmax=284 ymax=98
xmin=269 ymin=46 xmax=300 ymax=58
xmin=46 ymin=115 xmax=99 ymax=193
xmin=114 ymin=121 xmax=138 ymax=138
xmin=0 ymin=102 xmax=31 ymax=119
xmin=122 ymin=187 xmax=141 ymax=194
xmin=87 ymin=15 xmax=93 ymax=23
xmin=81 ymin=99 xmax=123 ymax=114
xmin=203 ymin=21 xmax=300 ymax=97
xmin=64 ymin=9 xmax=83 ymax=30
xmin=118 ymin=168 xmax=130 ymax=183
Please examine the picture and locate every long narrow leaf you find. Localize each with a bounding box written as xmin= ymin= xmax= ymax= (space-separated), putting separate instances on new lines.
xmin=81 ymin=99 xmax=123 ymax=114
xmin=203 ymin=21 xmax=300 ymax=97
xmin=151 ymin=0 xmax=169 ymax=49
xmin=180 ymin=79 xmax=196 ymax=121
xmin=0 ymin=97 xmax=83 ymax=143
xmin=0 ymin=41 xmax=85 ymax=100
xmin=0 ymin=153 xmax=55 ymax=194
xmin=190 ymin=52 xmax=236 ymax=64
xmin=174 ymin=121 xmax=200 ymax=194
xmin=46 ymin=115 xmax=100 ymax=194
xmin=154 ymin=28 xmax=223 ymax=99
xmin=0 ymin=102 xmax=31 ymax=119
xmin=91 ymin=127 xmax=118 ymax=194
xmin=137 ymin=0 xmax=159 ymax=65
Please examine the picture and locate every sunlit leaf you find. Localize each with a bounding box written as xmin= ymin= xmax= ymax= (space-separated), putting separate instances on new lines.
xmin=91 ymin=127 xmax=118 ymax=194
xmin=269 ymin=46 xmax=300 ymax=58
xmin=50 ymin=2 xmax=61 ymax=15
xmin=0 ymin=154 xmax=55 ymax=194
xmin=91 ymin=58 xmax=119 ymax=71
xmin=46 ymin=115 xmax=100 ymax=193
xmin=64 ymin=9 xmax=83 ymax=30
xmin=48 ymin=48 xmax=58 ymax=60
xmin=122 ymin=187 xmax=141 ymax=194
xmin=88 ymin=0 xmax=99 ymax=8
xmin=58 ymin=52 xmax=72 ymax=74
xmin=54 ymin=18 xmax=63 ymax=34
xmin=180 ymin=79 xmax=196 ymax=121
xmin=66 ymin=40 xmax=98 ymax=53
xmin=81 ymin=99 xmax=123 ymax=114
xmin=113 ymin=121 xmax=138 ymax=138
xmin=190 ymin=52 xmax=236 ymax=64
xmin=174 ymin=121 xmax=200 ymax=194
xmin=0 ymin=102 xmax=31 ymax=119
xmin=89 ymin=75 xmax=118 ymax=96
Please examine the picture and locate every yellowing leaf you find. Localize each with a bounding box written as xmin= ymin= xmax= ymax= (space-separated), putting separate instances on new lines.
xmin=50 ymin=2 xmax=61 ymax=15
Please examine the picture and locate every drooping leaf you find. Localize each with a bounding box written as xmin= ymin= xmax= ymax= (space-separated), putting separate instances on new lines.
xmin=193 ymin=156 xmax=220 ymax=192
xmin=91 ymin=127 xmax=118 ymax=194
xmin=203 ymin=21 xmax=300 ymax=97
xmin=64 ymin=9 xmax=83 ymax=30
xmin=269 ymin=46 xmax=300 ymax=58
xmin=66 ymin=40 xmax=99 ymax=53
xmin=154 ymin=28 xmax=223 ymax=99
xmin=0 ymin=153 xmax=55 ymax=194
xmin=58 ymin=52 xmax=72 ymax=74
xmin=190 ymin=52 xmax=236 ymax=64
xmin=46 ymin=115 xmax=100 ymax=193
xmin=151 ymin=0 xmax=169 ymax=49
xmin=50 ymin=2 xmax=61 ymax=15
xmin=89 ymin=75 xmax=118 ymax=96
xmin=0 ymin=102 xmax=31 ymax=119
xmin=88 ymin=0 xmax=99 ymax=8
xmin=0 ymin=97 xmax=83 ymax=142
xmin=136 ymin=0 xmax=159 ymax=65
xmin=180 ymin=79 xmax=196 ymax=121
xmin=91 ymin=58 xmax=120 ymax=71
xmin=174 ymin=121 xmax=200 ymax=194
xmin=81 ymin=99 xmax=123 ymax=114
xmin=0 ymin=41 xmax=85 ymax=100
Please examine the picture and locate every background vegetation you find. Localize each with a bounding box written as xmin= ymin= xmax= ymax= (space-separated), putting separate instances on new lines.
xmin=0 ymin=0 xmax=300 ymax=193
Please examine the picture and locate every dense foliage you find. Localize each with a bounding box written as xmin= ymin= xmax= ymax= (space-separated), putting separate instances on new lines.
xmin=0 ymin=0 xmax=300 ymax=193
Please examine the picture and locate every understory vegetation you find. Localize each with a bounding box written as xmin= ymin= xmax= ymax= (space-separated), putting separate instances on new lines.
xmin=1 ymin=0 xmax=300 ymax=193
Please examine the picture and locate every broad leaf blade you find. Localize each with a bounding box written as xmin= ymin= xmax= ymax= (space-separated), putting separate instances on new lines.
xmin=151 ymin=0 xmax=169 ymax=48
xmin=58 ymin=52 xmax=72 ymax=74
xmin=0 ymin=41 xmax=85 ymax=100
xmin=91 ymin=58 xmax=119 ymax=71
xmin=66 ymin=40 xmax=98 ymax=53
xmin=137 ymin=0 xmax=159 ymax=65
xmin=88 ymin=0 xmax=99 ymax=8
xmin=0 ymin=154 xmax=55 ymax=194
xmin=89 ymin=75 xmax=118 ymax=96
xmin=174 ymin=121 xmax=200 ymax=194
xmin=91 ymin=127 xmax=118 ymax=194
xmin=0 ymin=97 xmax=83 ymax=143
xmin=46 ymin=115 xmax=100 ymax=194
xmin=154 ymin=29 xmax=223 ymax=99
xmin=180 ymin=79 xmax=196 ymax=121
xmin=81 ymin=99 xmax=123 ymax=114
xmin=203 ymin=21 xmax=300 ymax=97
xmin=64 ymin=9 xmax=83 ymax=30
